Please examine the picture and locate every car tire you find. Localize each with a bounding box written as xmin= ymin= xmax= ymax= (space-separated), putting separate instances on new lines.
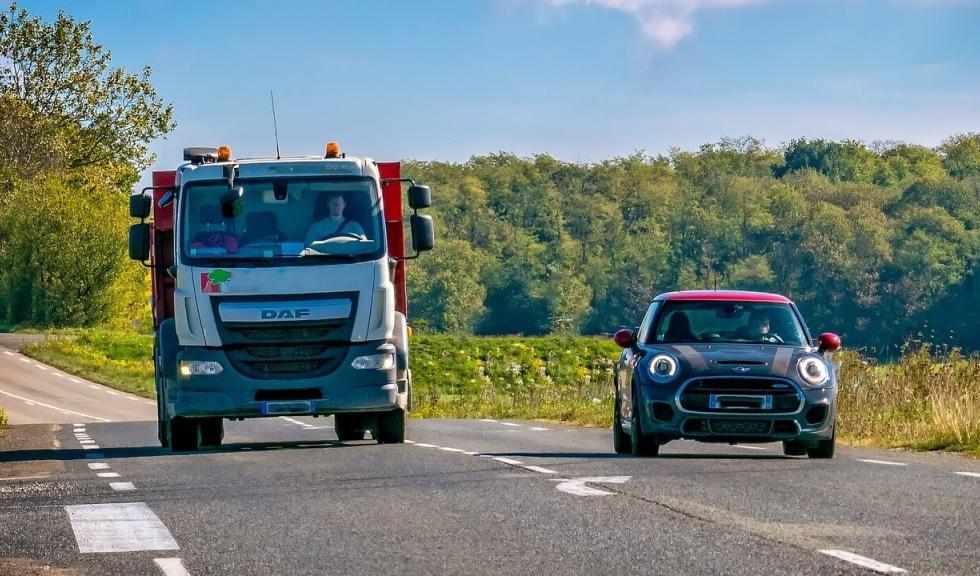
xmin=782 ymin=440 xmax=806 ymax=456
xmin=334 ymin=413 xmax=366 ymax=442
xmin=169 ymin=417 xmax=201 ymax=452
xmin=377 ymin=409 xmax=406 ymax=444
xmin=613 ymin=389 xmax=632 ymax=454
xmin=630 ymin=387 xmax=659 ymax=457
xmin=806 ymin=426 xmax=835 ymax=459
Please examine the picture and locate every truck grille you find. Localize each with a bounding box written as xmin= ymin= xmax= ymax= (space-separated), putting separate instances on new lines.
xmin=678 ymin=377 xmax=802 ymax=414
xmin=210 ymin=293 xmax=358 ymax=380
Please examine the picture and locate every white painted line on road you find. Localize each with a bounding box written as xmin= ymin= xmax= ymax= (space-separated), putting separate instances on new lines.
xmin=127 ymin=396 xmax=141 ymax=401
xmin=414 ymin=442 xmax=437 ymax=448
xmin=523 ymin=465 xmax=559 ymax=474
xmin=85 ymin=453 xmax=105 ymax=459
xmin=404 ymin=440 xmax=415 ymax=444
xmin=479 ymin=418 xmax=498 ymax=423
xmin=279 ymin=416 xmax=308 ymax=427
xmin=438 ymin=446 xmax=467 ymax=453
xmin=500 ymin=422 xmax=522 ymax=427
xmin=529 ymin=426 xmax=549 ymax=431
xmin=105 ymin=390 xmax=119 ymax=396
xmin=154 ymin=558 xmax=191 ymax=576
xmin=87 ymin=463 xmax=110 ymax=470
xmin=34 ymin=364 xmax=47 ymax=371
xmin=109 ymin=482 xmax=136 ymax=492
xmin=81 ymin=444 xmax=100 ymax=450
xmin=97 ymin=472 xmax=121 ymax=478
xmin=19 ymin=357 xmax=30 ymax=363
xmin=857 ymin=459 xmax=908 ymax=467
xmin=733 ymin=444 xmax=768 ymax=450
xmin=0 ymin=388 xmax=111 ymax=422
xmin=145 ymin=400 xmax=156 ymax=405
xmin=79 ymin=440 xmax=95 ymax=444
xmin=70 ymin=378 xmax=81 ymax=383
xmin=74 ymin=422 xmax=84 ymax=427
xmin=463 ymin=451 xmax=479 ymax=456
xmin=3 ymin=350 xmax=13 ymax=356
xmin=492 ymin=457 xmax=524 ymax=466
xmin=52 ymin=372 xmax=65 ymax=378
xmin=23 ymin=400 xmax=36 ymax=406
xmin=1 ymin=474 xmax=51 ymax=481
xmin=554 ymin=476 xmax=631 ymax=497
xmin=88 ymin=385 xmax=100 ymax=390
xmin=955 ymin=472 xmax=980 ymax=478
xmin=819 ymin=550 xmax=906 ymax=573
xmin=65 ymin=502 xmax=179 ymax=553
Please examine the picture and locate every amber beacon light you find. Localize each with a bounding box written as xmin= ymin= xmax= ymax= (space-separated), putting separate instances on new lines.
xmin=325 ymin=141 xmax=341 ymax=158
xmin=217 ymin=145 xmax=232 ymax=162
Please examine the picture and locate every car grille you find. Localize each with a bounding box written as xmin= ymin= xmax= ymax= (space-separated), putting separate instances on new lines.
xmin=708 ymin=419 xmax=772 ymax=435
xmin=678 ymin=377 xmax=802 ymax=414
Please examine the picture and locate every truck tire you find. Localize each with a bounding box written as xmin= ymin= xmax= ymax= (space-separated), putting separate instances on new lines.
xmin=153 ymin=339 xmax=169 ymax=448
xmin=200 ymin=418 xmax=224 ymax=448
xmin=334 ymin=414 xmax=366 ymax=442
xmin=169 ymin=417 xmax=201 ymax=452
xmin=377 ymin=409 xmax=406 ymax=444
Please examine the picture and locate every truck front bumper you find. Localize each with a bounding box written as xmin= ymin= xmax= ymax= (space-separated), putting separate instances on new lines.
xmin=168 ymin=340 xmax=399 ymax=419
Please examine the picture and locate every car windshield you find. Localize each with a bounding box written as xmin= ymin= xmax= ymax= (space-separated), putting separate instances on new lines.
xmin=181 ymin=177 xmax=383 ymax=263
xmin=651 ymin=301 xmax=808 ymax=346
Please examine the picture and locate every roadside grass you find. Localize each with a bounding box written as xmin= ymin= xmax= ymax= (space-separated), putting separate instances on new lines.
xmin=20 ymin=329 xmax=980 ymax=455
xmin=0 ymin=406 xmax=6 ymax=437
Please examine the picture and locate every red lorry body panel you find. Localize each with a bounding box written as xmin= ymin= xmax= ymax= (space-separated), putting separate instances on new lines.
xmin=150 ymin=170 xmax=176 ymax=329
xmin=377 ymin=162 xmax=408 ymax=316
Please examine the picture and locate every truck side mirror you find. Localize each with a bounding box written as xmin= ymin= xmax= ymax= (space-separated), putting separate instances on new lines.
xmin=130 ymin=194 xmax=151 ymax=219
xmin=220 ymin=186 xmax=244 ymax=218
xmin=408 ymin=185 xmax=432 ymax=210
xmin=129 ymin=223 xmax=150 ymax=261
xmin=411 ymin=214 xmax=434 ymax=253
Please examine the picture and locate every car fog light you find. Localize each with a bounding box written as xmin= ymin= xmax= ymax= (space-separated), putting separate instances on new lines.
xmin=351 ymin=353 xmax=395 ymax=370
xmin=179 ymin=361 xmax=224 ymax=377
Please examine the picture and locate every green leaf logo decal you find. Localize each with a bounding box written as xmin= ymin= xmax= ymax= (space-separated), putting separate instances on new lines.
xmin=208 ymin=269 xmax=231 ymax=285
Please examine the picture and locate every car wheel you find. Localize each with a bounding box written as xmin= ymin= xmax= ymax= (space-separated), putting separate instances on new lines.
xmin=782 ymin=440 xmax=806 ymax=456
xmin=377 ymin=409 xmax=406 ymax=444
xmin=806 ymin=426 xmax=835 ymax=459
xmin=630 ymin=387 xmax=659 ymax=457
xmin=613 ymin=389 xmax=632 ymax=454
xmin=335 ymin=413 xmax=367 ymax=442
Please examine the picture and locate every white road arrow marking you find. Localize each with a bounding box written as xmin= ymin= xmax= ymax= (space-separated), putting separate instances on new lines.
xmin=554 ymin=476 xmax=630 ymax=496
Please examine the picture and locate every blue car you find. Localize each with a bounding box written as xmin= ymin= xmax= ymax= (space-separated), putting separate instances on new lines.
xmin=612 ymin=290 xmax=841 ymax=458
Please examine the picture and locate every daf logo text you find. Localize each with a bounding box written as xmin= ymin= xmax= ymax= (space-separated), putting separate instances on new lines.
xmin=261 ymin=308 xmax=311 ymax=320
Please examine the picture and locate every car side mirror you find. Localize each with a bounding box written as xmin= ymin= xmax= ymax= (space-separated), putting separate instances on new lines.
xmin=411 ymin=214 xmax=434 ymax=252
xmin=817 ymin=332 xmax=841 ymax=354
xmin=130 ymin=194 xmax=151 ymax=219
xmin=408 ymin=185 xmax=432 ymax=210
xmin=129 ymin=223 xmax=150 ymax=261
xmin=613 ymin=328 xmax=636 ymax=348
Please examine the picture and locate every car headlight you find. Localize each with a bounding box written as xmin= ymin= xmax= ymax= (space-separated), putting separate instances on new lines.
xmin=797 ymin=356 xmax=829 ymax=386
xmin=179 ymin=361 xmax=224 ymax=378
xmin=648 ymin=354 xmax=679 ymax=383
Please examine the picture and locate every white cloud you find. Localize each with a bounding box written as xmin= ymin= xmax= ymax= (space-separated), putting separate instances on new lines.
xmin=537 ymin=0 xmax=767 ymax=48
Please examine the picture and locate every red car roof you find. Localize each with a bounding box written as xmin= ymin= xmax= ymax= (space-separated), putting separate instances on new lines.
xmin=656 ymin=290 xmax=792 ymax=303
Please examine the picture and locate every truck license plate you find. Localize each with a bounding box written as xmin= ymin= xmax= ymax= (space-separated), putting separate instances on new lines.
xmin=261 ymin=401 xmax=313 ymax=415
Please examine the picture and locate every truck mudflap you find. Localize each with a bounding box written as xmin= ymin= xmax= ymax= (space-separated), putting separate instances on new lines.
xmin=167 ymin=340 xmax=398 ymax=419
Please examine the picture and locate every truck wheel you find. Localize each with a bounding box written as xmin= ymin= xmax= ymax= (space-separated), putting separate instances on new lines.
xmin=200 ymin=418 xmax=224 ymax=448
xmin=782 ymin=440 xmax=806 ymax=456
xmin=630 ymin=387 xmax=659 ymax=457
xmin=334 ymin=414 xmax=366 ymax=442
xmin=377 ymin=409 xmax=406 ymax=444
xmin=154 ymin=346 xmax=169 ymax=448
xmin=170 ymin=417 xmax=201 ymax=452
xmin=806 ymin=429 xmax=835 ymax=459
xmin=613 ymin=389 xmax=632 ymax=454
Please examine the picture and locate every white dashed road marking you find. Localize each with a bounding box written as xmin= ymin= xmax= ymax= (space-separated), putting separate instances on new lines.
xmin=955 ymin=472 xmax=980 ymax=479
xmin=733 ymin=444 xmax=768 ymax=451
xmin=52 ymin=372 xmax=65 ymax=378
xmin=819 ymin=550 xmax=906 ymax=573
xmin=97 ymin=472 xmax=121 ymax=478
xmin=857 ymin=459 xmax=908 ymax=467
xmin=492 ymin=457 xmax=524 ymax=466
xmin=3 ymin=350 xmax=13 ymax=356
xmin=87 ymin=463 xmax=110 ymax=470
xmin=523 ymin=465 xmax=558 ymax=474
xmin=19 ymin=357 xmax=30 ymax=363
xmin=500 ymin=422 xmax=522 ymax=428
xmin=110 ymin=482 xmax=136 ymax=492
xmin=529 ymin=426 xmax=549 ymax=431
xmin=70 ymin=378 xmax=81 ymax=383
xmin=34 ymin=364 xmax=47 ymax=370
xmin=155 ymin=558 xmax=192 ymax=576
xmin=65 ymin=503 xmax=179 ymax=553
xmin=0 ymin=388 xmax=111 ymax=422
xmin=81 ymin=444 xmax=100 ymax=450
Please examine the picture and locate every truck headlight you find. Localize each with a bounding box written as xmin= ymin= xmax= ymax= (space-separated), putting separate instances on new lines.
xmin=351 ymin=353 xmax=395 ymax=370
xmin=648 ymin=354 xmax=679 ymax=383
xmin=179 ymin=361 xmax=224 ymax=378
xmin=797 ymin=356 xmax=829 ymax=386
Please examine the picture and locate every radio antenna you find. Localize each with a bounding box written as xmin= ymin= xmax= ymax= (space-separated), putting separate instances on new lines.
xmin=270 ymin=90 xmax=281 ymax=159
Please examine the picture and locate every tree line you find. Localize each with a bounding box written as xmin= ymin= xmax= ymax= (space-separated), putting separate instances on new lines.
xmin=2 ymin=5 xmax=977 ymax=356
xmin=403 ymin=136 xmax=980 ymax=354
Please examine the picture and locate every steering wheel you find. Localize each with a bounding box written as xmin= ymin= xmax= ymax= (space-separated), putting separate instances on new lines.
xmin=761 ymin=333 xmax=784 ymax=344
xmin=317 ymin=231 xmax=366 ymax=241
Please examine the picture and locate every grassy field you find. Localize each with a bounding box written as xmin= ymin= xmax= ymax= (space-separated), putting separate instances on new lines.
xmin=19 ymin=330 xmax=980 ymax=455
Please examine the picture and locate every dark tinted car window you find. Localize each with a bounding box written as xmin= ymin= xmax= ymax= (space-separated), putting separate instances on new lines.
xmin=653 ymin=301 xmax=807 ymax=346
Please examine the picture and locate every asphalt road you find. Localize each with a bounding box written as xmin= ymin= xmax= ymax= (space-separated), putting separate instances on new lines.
xmin=1 ymin=345 xmax=979 ymax=575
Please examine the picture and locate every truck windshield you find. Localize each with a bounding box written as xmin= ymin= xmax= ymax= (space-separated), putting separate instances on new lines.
xmin=181 ymin=177 xmax=384 ymax=263
xmin=651 ymin=301 xmax=808 ymax=346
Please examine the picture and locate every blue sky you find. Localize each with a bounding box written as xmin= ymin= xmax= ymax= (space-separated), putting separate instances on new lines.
xmin=17 ymin=0 xmax=980 ymax=180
